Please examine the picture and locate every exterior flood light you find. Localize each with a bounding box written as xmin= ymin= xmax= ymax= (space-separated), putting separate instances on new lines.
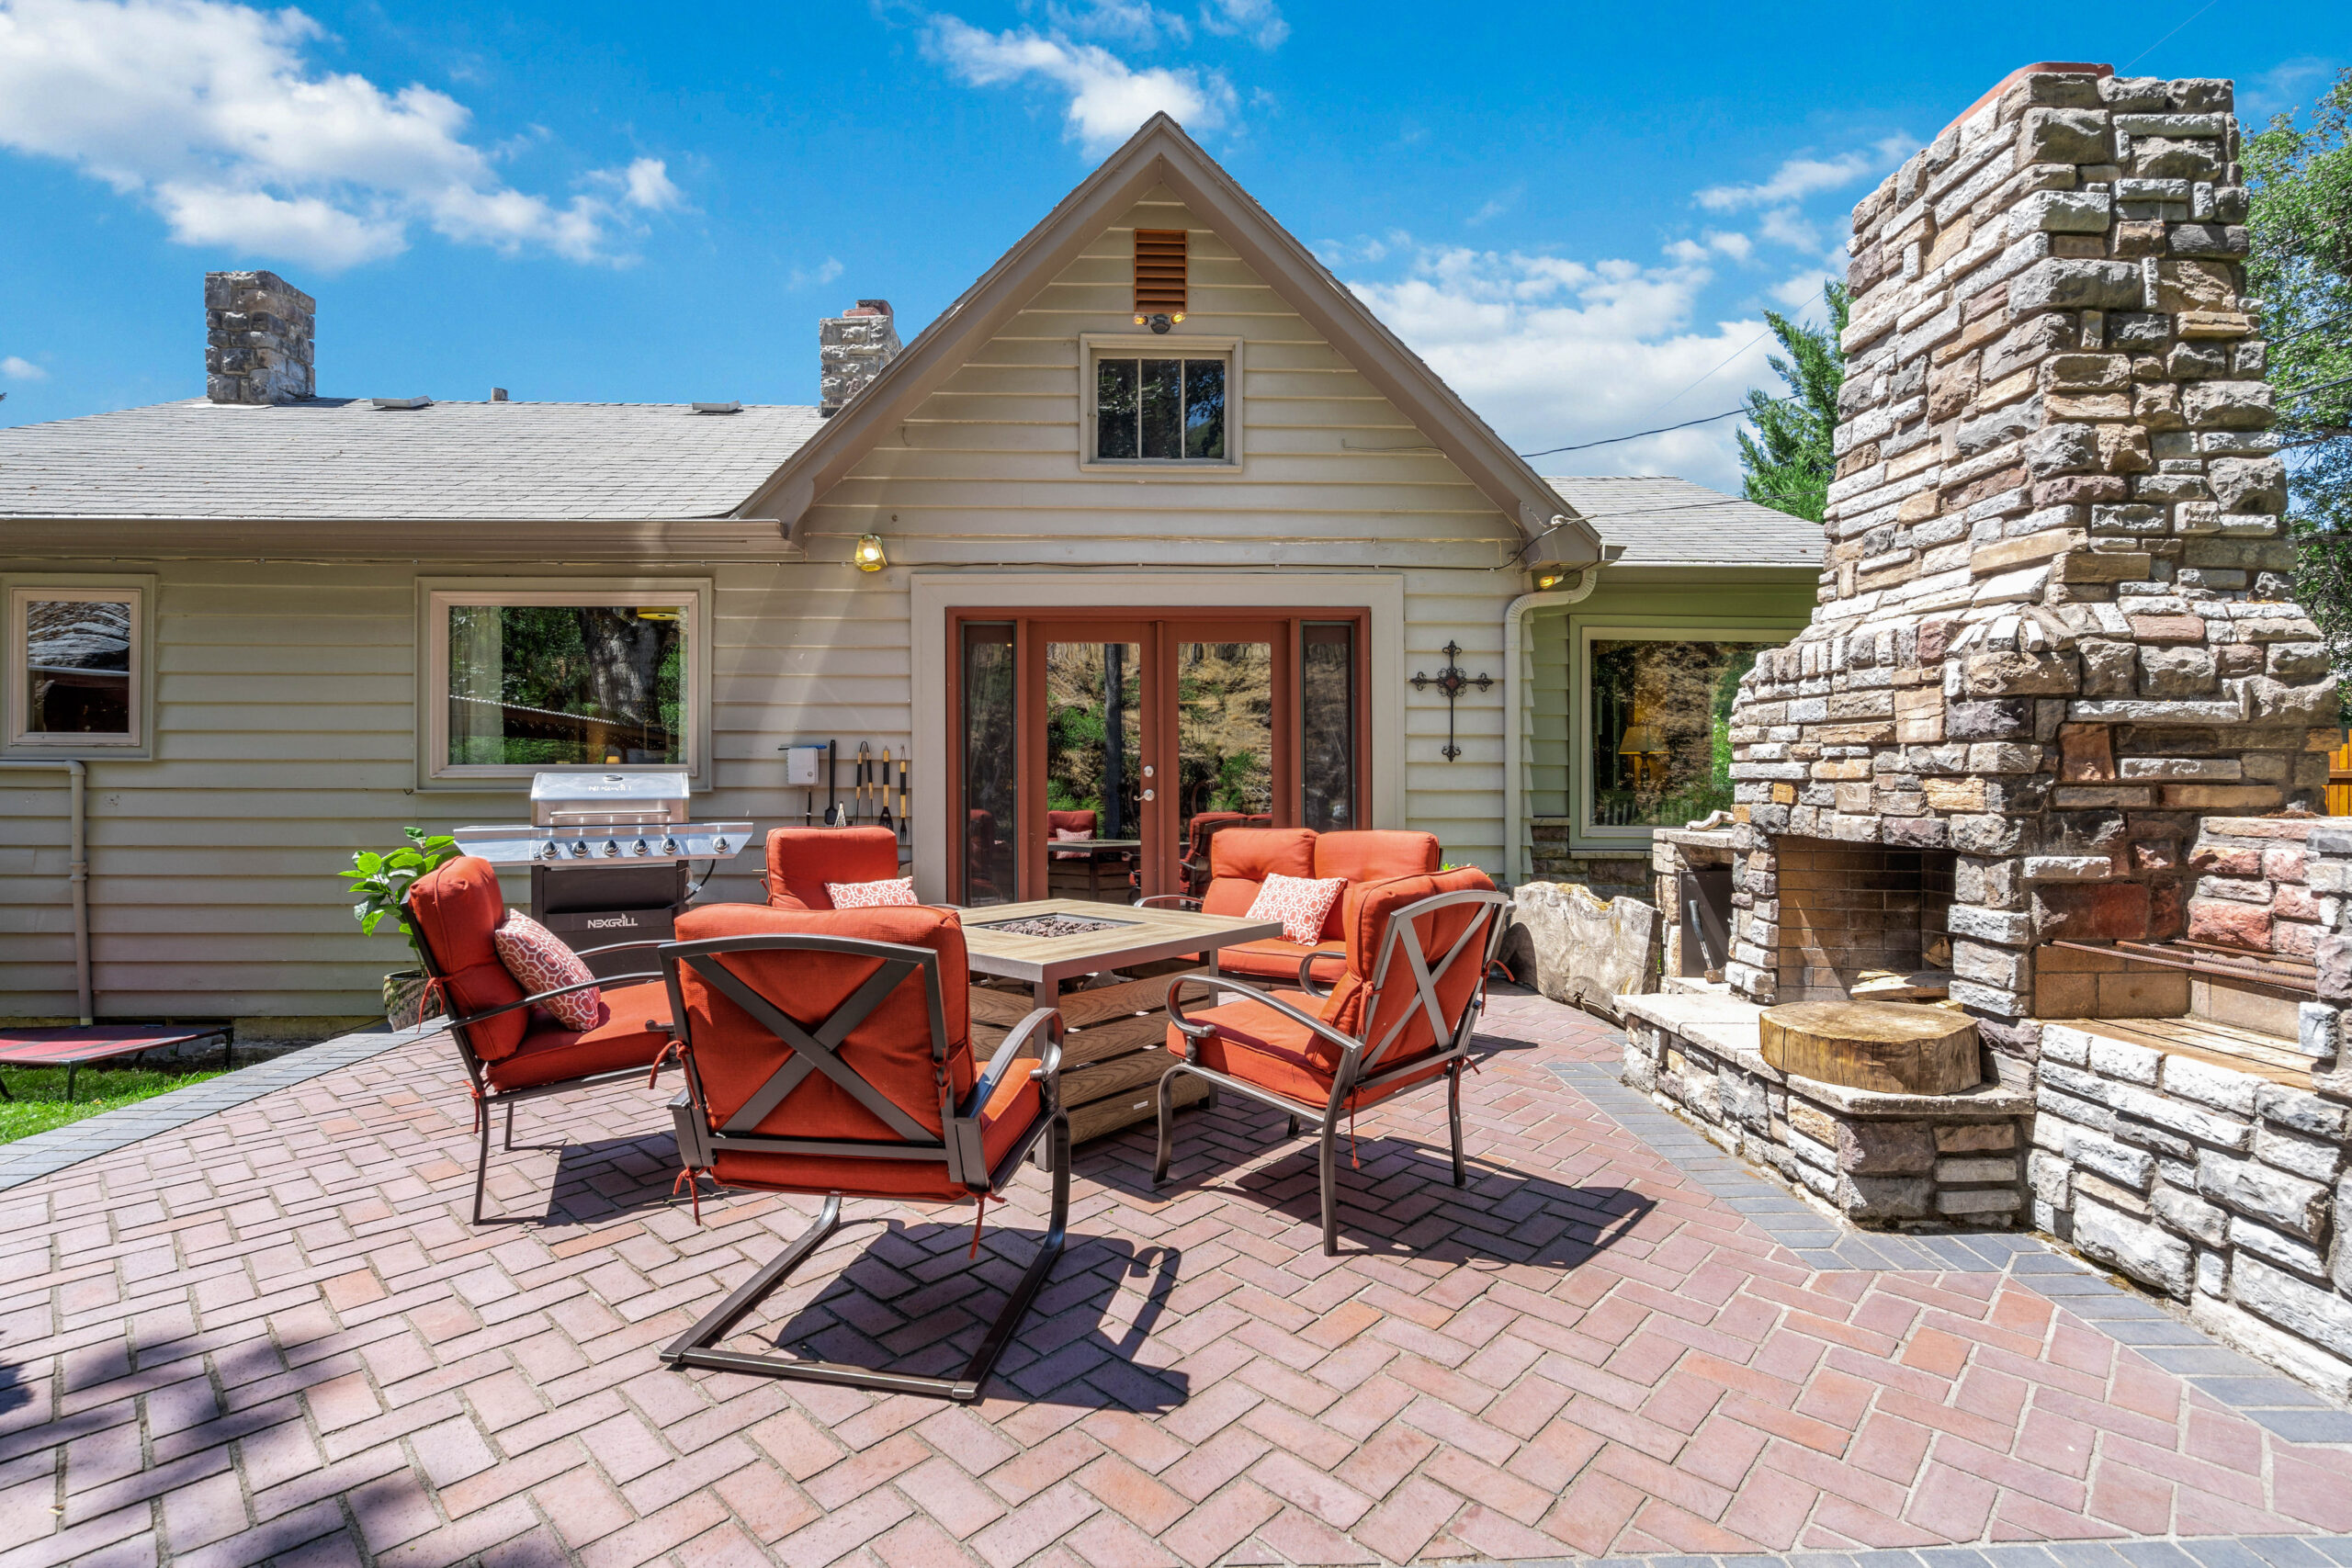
xmin=1134 ymin=311 xmax=1183 ymax=333
xmin=853 ymin=534 xmax=888 ymax=572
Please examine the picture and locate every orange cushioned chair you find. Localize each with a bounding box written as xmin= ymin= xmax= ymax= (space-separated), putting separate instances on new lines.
xmin=765 ymin=826 xmax=903 ymax=909
xmin=657 ymin=901 xmax=1068 ymax=1403
xmin=404 ymin=855 xmax=678 ymax=1224
xmin=1155 ymin=865 xmax=1508 ymax=1255
xmin=1156 ymin=828 xmax=1442 ymax=990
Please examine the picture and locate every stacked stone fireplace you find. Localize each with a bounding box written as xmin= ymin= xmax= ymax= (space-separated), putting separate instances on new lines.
xmin=1721 ymin=62 xmax=2336 ymax=1069
xmin=1623 ymin=62 xmax=2352 ymax=1399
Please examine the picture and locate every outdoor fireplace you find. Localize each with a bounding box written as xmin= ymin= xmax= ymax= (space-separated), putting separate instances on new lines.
xmin=1770 ymin=838 xmax=1954 ymax=1002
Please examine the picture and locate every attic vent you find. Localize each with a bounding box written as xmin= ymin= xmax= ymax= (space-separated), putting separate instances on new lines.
xmin=1133 ymin=229 xmax=1187 ymax=324
xmin=371 ymin=396 xmax=431 ymax=410
xmin=692 ymin=401 xmax=742 ymax=414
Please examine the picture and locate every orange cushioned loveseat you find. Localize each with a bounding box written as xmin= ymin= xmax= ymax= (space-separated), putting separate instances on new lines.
xmin=1195 ymin=828 xmax=1442 ymax=987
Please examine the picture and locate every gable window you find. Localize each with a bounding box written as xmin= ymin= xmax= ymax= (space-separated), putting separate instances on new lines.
xmin=8 ymin=584 xmax=145 ymax=750
xmin=423 ymin=581 xmax=711 ymax=784
xmin=1081 ymin=334 xmax=1242 ymax=468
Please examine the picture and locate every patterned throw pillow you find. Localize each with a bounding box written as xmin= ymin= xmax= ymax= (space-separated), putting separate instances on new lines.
xmin=491 ymin=909 xmax=602 ymax=1032
xmin=828 ymin=876 xmax=920 ymax=908
xmin=1245 ymin=873 xmax=1347 ymax=945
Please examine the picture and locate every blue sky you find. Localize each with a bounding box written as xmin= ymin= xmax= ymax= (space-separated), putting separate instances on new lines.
xmin=0 ymin=0 xmax=2344 ymax=490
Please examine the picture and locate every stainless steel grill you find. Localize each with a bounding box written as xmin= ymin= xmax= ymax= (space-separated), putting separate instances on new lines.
xmin=451 ymin=772 xmax=752 ymax=976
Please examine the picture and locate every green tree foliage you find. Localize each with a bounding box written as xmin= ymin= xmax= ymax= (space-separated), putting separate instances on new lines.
xmin=1737 ymin=283 xmax=1851 ymax=524
xmin=2245 ymin=69 xmax=2352 ymax=689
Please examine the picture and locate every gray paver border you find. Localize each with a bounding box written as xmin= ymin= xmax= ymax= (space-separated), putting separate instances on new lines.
xmin=1469 ymin=1540 xmax=2352 ymax=1568
xmin=0 ymin=1019 xmax=435 ymax=1191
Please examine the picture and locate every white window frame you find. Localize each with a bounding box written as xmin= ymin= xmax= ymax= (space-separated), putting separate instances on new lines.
xmin=1077 ymin=333 xmax=1244 ymax=472
xmin=6 ymin=577 xmax=153 ymax=755
xmin=419 ymin=578 xmax=714 ymax=789
xmin=1571 ymin=618 xmax=1803 ymax=852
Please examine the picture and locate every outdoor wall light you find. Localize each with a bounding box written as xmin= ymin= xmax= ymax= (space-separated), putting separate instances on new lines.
xmin=1133 ymin=311 xmax=1182 ymax=333
xmin=853 ymin=534 xmax=888 ymax=572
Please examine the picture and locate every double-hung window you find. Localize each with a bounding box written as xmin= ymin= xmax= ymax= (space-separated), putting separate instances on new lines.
xmin=423 ymin=581 xmax=711 ymax=784
xmin=7 ymin=582 xmax=147 ymax=750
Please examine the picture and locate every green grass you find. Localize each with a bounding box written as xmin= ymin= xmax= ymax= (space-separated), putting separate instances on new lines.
xmin=0 ymin=1064 xmax=227 ymax=1145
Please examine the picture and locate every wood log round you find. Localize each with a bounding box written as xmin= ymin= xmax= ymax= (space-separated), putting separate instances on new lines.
xmin=1758 ymin=1000 xmax=1981 ymax=1094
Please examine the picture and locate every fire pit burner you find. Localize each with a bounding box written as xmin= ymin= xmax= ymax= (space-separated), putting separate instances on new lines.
xmin=974 ymin=913 xmax=1137 ymax=940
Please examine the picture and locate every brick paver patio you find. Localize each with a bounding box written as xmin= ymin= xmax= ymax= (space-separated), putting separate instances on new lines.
xmin=4 ymin=990 xmax=2350 ymax=1567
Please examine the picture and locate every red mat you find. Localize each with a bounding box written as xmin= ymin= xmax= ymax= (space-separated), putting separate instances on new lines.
xmin=0 ymin=1025 xmax=226 ymax=1067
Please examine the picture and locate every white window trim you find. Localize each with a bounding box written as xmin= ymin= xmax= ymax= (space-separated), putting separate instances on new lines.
xmin=6 ymin=576 xmax=153 ymax=756
xmin=1571 ymin=618 xmax=1803 ymax=852
xmin=1076 ymin=332 xmax=1245 ymax=472
xmin=418 ymin=578 xmax=714 ymax=790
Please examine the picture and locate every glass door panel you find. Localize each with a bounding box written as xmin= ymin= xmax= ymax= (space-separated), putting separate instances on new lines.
xmin=960 ymin=623 xmax=1019 ymax=906
xmin=1043 ymin=639 xmax=1144 ymax=905
xmin=1173 ymin=639 xmax=1273 ymax=897
xmin=1300 ymin=622 xmax=1357 ymax=832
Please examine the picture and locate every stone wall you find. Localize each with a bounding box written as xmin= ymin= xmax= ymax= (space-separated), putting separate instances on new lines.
xmin=204 ymin=271 xmax=313 ymax=406
xmin=1724 ymin=64 xmax=2338 ymax=1057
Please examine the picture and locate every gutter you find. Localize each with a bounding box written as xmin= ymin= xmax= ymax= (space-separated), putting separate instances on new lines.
xmin=1502 ymin=572 xmax=1602 ymax=888
xmin=0 ymin=760 xmax=92 ymax=1024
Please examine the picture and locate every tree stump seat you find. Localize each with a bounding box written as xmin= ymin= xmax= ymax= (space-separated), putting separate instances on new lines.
xmin=1758 ymin=999 xmax=1980 ymax=1094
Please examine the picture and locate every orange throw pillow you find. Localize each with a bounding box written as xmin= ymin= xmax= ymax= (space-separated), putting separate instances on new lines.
xmin=827 ymin=876 xmax=920 ymax=908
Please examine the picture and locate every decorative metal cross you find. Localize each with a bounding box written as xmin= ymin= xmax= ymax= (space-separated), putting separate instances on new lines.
xmin=1410 ymin=640 xmax=1493 ymax=761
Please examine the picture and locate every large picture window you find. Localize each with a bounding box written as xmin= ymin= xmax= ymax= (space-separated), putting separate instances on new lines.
xmin=1579 ymin=628 xmax=1776 ymax=838
xmin=424 ymin=583 xmax=709 ymax=783
xmin=8 ymin=584 xmax=144 ymax=750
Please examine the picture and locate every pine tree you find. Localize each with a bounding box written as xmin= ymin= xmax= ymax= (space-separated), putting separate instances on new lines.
xmin=1736 ymin=283 xmax=1850 ymax=524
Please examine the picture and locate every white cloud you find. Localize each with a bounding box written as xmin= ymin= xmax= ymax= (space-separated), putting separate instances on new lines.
xmin=0 ymin=0 xmax=684 ymax=269
xmin=786 ymin=256 xmax=844 ymax=291
xmin=1345 ymin=241 xmax=1778 ymax=491
xmin=1770 ymin=268 xmax=1838 ymax=311
xmin=1756 ymin=206 xmax=1820 ymax=250
xmin=1694 ymin=135 xmax=1912 ymax=212
xmin=1466 ymin=185 xmax=1520 ymax=227
xmin=1045 ymin=0 xmax=1191 ymax=49
xmin=1198 ymin=0 xmax=1286 ymax=49
xmin=925 ymin=13 xmax=1237 ymax=152
xmin=1 ymin=355 xmax=46 ymax=379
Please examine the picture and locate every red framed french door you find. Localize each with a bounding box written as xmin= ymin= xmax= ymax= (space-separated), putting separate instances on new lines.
xmin=947 ymin=608 xmax=1369 ymax=906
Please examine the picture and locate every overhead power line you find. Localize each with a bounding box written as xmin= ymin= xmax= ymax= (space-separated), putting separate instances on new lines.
xmin=1517 ymin=393 xmax=1795 ymax=459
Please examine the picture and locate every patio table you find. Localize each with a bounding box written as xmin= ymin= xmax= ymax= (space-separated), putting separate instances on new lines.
xmin=0 ymin=1024 xmax=232 ymax=1101
xmin=957 ymin=897 xmax=1281 ymax=1143
xmin=1045 ymin=836 xmax=1142 ymax=900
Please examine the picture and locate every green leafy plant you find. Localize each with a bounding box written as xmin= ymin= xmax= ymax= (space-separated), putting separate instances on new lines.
xmin=342 ymin=827 xmax=459 ymax=961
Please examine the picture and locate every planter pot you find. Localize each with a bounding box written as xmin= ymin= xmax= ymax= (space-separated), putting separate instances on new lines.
xmin=384 ymin=969 xmax=442 ymax=1031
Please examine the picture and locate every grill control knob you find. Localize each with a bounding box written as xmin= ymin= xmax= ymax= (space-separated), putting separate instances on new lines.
xmin=570 ymin=840 xmax=591 ymax=859
xmin=537 ymin=841 xmax=560 ymax=862
xmin=711 ymin=836 xmax=729 ymax=854
xmin=631 ymin=838 xmax=650 ymax=856
xmin=660 ymin=837 xmax=679 ymax=856
xmin=602 ymin=840 xmax=620 ymax=858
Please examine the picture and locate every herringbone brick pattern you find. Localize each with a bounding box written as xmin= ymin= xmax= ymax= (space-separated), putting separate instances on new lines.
xmin=2 ymin=992 xmax=2347 ymax=1567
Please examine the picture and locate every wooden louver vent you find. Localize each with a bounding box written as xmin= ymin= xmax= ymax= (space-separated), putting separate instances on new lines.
xmin=1133 ymin=229 xmax=1187 ymax=321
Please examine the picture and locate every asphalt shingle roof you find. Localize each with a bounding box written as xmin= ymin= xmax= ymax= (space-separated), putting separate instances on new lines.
xmin=0 ymin=399 xmax=824 ymax=521
xmin=1544 ymin=474 xmax=1825 ymax=570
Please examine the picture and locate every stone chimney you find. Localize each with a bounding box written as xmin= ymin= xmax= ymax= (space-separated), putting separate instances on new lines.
xmin=205 ymin=271 xmax=314 ymax=405
xmin=820 ymin=299 xmax=899 ymax=417
xmin=1722 ymin=65 xmax=2335 ymax=1062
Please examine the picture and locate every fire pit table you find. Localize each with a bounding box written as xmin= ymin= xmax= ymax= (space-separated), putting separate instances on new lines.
xmin=958 ymin=897 xmax=1281 ymax=1144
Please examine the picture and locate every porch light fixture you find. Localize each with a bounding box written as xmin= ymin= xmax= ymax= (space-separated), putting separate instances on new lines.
xmin=1134 ymin=311 xmax=1182 ymax=333
xmin=853 ymin=534 xmax=888 ymax=572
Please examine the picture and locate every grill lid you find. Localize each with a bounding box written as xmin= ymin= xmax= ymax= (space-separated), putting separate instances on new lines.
xmin=529 ymin=771 xmax=690 ymax=827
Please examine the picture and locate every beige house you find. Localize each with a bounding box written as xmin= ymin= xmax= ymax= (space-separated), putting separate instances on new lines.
xmin=0 ymin=117 xmax=1817 ymax=1032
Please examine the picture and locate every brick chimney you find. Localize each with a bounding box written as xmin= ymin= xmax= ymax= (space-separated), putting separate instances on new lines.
xmin=206 ymin=271 xmax=314 ymax=405
xmin=820 ymin=299 xmax=899 ymax=417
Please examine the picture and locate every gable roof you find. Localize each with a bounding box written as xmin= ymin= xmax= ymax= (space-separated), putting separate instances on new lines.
xmin=735 ymin=114 xmax=1607 ymax=568
xmin=0 ymin=399 xmax=822 ymax=521
xmin=1543 ymin=476 xmax=1824 ymax=570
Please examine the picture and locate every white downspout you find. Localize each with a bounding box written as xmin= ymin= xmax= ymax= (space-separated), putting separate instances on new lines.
xmin=1 ymin=759 xmax=93 ymax=1023
xmin=1503 ymin=572 xmax=1602 ymax=888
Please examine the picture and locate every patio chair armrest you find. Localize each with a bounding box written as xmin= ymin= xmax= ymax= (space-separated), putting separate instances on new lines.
xmin=1134 ymin=893 xmax=1201 ymax=910
xmin=1295 ymin=946 xmax=1345 ymax=1000
xmin=446 ymin=970 xmax=666 ymax=1031
xmin=571 ymin=937 xmax=673 ymax=961
xmin=966 ymin=1008 xmax=1065 ymax=1118
xmin=1165 ymin=972 xmax=1363 ymax=1060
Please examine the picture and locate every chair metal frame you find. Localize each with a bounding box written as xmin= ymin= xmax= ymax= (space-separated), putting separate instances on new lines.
xmin=657 ymin=931 xmax=1067 ymax=1403
xmin=403 ymin=893 xmax=674 ymax=1224
xmin=1154 ymin=887 xmax=1510 ymax=1255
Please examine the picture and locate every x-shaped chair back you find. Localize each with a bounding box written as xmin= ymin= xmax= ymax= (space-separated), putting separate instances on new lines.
xmin=1348 ymin=887 xmax=1510 ymax=1087
xmin=664 ymin=931 xmax=996 ymax=1189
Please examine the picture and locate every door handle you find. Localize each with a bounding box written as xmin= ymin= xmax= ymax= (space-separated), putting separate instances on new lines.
xmin=1142 ymin=789 xmax=1156 ymax=802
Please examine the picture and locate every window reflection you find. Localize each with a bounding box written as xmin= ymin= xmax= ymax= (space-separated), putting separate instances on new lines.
xmin=23 ymin=598 xmax=132 ymax=736
xmin=1300 ymin=623 xmax=1354 ymax=830
xmin=962 ymin=623 xmax=1019 ymax=906
xmin=1096 ymin=356 xmax=1227 ymax=461
xmin=1589 ymin=639 xmax=1767 ymax=830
